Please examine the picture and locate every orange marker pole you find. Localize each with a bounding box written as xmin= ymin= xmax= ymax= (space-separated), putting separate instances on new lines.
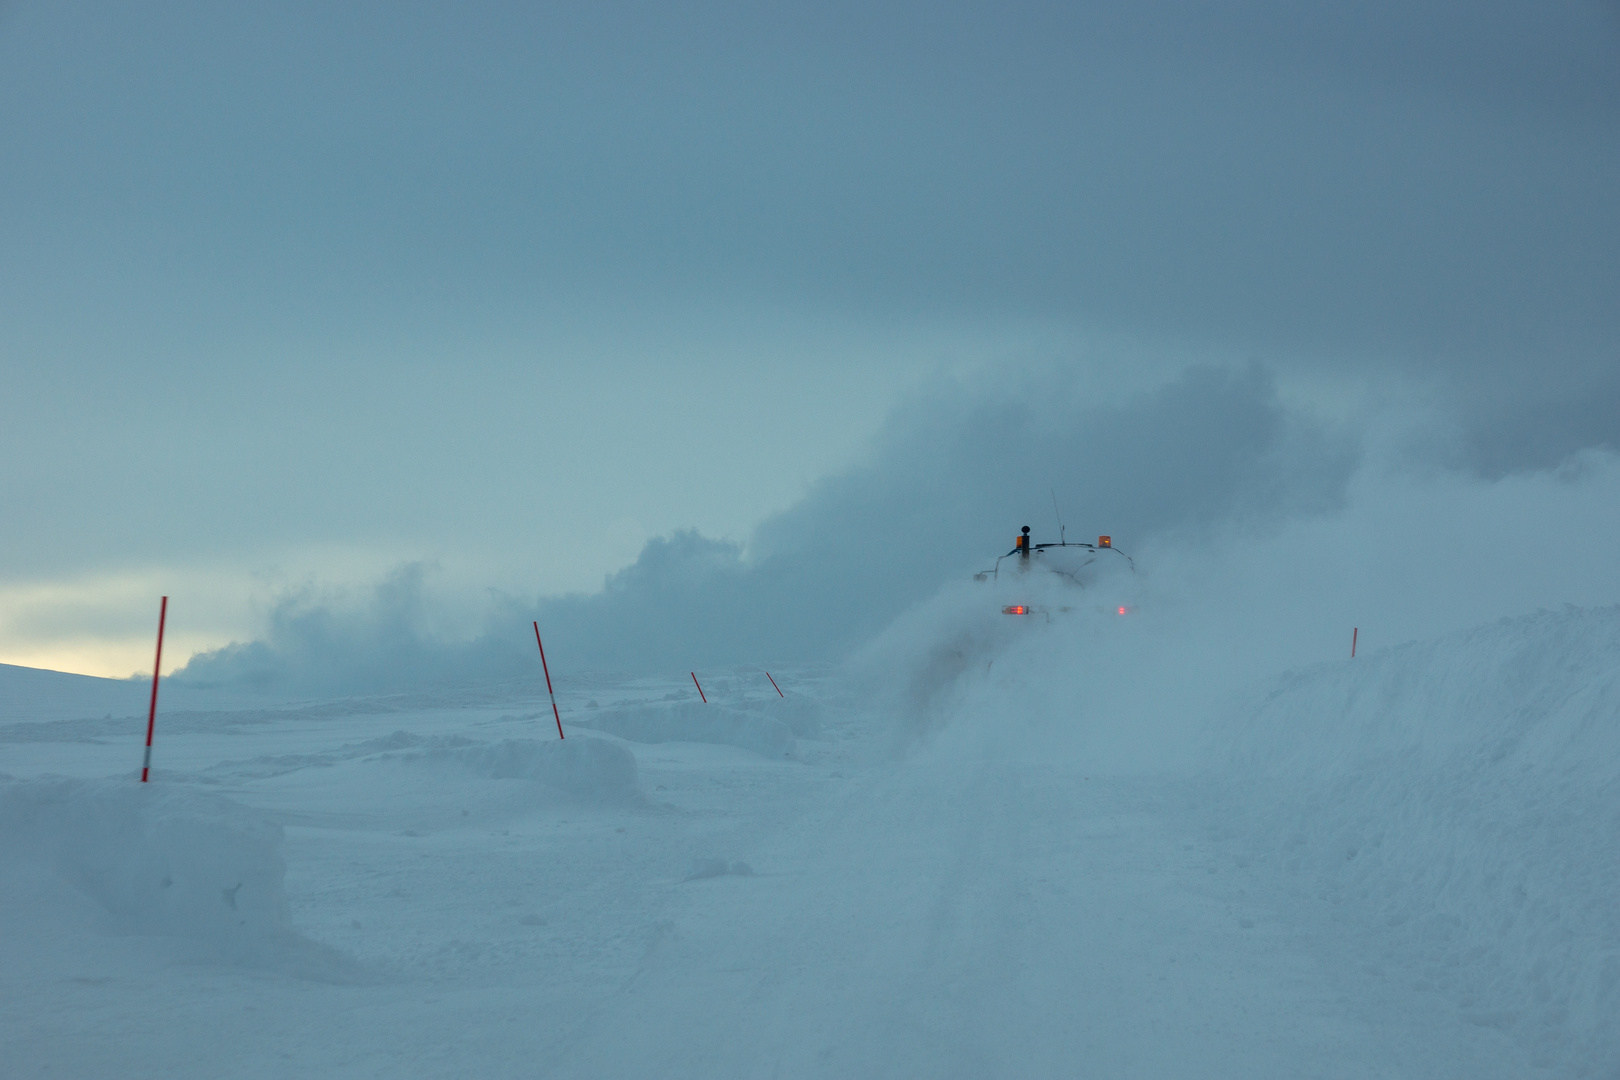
xmin=533 ymin=622 xmax=564 ymax=739
xmin=1351 ymin=627 xmax=1358 ymax=659
xmin=140 ymin=596 xmax=167 ymax=782
xmin=765 ymin=671 xmax=783 ymax=697
xmin=691 ymin=672 xmax=707 ymax=703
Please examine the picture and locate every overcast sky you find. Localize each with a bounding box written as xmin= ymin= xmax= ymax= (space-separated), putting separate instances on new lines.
xmin=3 ymin=0 xmax=1617 ymax=677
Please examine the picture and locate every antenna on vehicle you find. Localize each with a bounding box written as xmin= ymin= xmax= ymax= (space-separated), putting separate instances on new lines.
xmin=1050 ymin=488 xmax=1066 ymax=545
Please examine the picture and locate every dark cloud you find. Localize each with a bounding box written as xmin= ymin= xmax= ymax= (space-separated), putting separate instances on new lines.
xmin=5 ymin=1 xmax=1615 ymax=475
xmin=1457 ymin=369 xmax=1620 ymax=476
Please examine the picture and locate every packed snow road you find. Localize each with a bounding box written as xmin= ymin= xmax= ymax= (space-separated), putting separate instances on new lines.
xmin=548 ymin=752 xmax=1398 ymax=1078
xmin=4 ymin=607 xmax=1610 ymax=1078
xmin=537 ymin=683 xmax=1539 ymax=1080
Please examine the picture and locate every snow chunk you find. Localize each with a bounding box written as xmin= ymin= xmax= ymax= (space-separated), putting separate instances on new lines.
xmin=0 ymin=777 xmax=357 ymax=980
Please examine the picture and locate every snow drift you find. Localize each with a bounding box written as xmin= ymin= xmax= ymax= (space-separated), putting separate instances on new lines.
xmin=0 ymin=777 xmax=357 ymax=980
xmin=1213 ymin=606 xmax=1620 ymax=1074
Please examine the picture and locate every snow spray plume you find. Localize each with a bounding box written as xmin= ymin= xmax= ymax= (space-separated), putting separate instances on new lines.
xmin=170 ymin=563 xmax=484 ymax=694
xmin=521 ymin=364 xmax=1356 ymax=673
xmin=849 ymin=444 xmax=1620 ymax=775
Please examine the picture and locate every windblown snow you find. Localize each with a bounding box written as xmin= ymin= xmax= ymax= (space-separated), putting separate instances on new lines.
xmin=2 ymin=606 xmax=1616 ymax=1077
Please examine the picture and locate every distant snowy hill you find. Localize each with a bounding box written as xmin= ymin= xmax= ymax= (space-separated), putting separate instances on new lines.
xmin=0 ymin=663 xmax=150 ymax=724
xmin=0 ymin=661 xmax=312 ymax=729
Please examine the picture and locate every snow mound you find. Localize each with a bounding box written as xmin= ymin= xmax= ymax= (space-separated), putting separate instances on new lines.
xmin=0 ymin=777 xmax=358 ymax=980
xmin=1215 ymin=606 xmax=1620 ymax=1074
xmin=575 ymin=702 xmax=795 ymax=757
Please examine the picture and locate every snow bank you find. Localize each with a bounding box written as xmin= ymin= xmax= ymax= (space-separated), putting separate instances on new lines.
xmin=1214 ymin=606 xmax=1620 ymax=1074
xmin=0 ymin=777 xmax=357 ymax=980
xmin=574 ymin=702 xmax=795 ymax=758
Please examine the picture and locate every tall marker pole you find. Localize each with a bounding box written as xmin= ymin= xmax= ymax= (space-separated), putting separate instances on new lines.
xmin=140 ymin=596 xmax=167 ymax=782
xmin=765 ymin=671 xmax=784 ymax=698
xmin=691 ymin=672 xmax=707 ymax=703
xmin=533 ymin=622 xmax=564 ymax=739
xmin=1351 ymin=627 xmax=1358 ymax=659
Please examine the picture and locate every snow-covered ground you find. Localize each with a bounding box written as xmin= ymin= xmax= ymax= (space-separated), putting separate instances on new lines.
xmin=2 ymin=607 xmax=1617 ymax=1078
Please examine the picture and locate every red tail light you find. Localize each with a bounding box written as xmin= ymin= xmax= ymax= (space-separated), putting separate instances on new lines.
xmin=1002 ymin=605 xmax=1029 ymax=615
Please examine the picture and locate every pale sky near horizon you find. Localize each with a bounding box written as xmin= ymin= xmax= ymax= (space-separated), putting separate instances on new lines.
xmin=3 ymin=1 xmax=1617 ymax=677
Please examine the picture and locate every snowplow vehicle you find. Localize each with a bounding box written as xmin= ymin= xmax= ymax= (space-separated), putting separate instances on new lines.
xmin=975 ymin=526 xmax=1136 ymax=618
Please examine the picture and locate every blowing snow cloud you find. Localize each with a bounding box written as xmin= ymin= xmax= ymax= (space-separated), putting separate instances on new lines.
xmin=173 ymin=363 xmax=1358 ymax=689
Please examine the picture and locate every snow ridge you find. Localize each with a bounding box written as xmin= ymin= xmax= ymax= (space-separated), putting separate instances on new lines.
xmin=1215 ymin=606 xmax=1620 ymax=1073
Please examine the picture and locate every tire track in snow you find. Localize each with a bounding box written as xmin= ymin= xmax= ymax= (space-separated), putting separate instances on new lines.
xmin=541 ymin=733 xmax=1416 ymax=1079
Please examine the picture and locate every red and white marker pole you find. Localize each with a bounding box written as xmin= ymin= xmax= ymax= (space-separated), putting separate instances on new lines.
xmin=1351 ymin=627 xmax=1358 ymax=659
xmin=691 ymin=672 xmax=706 ymax=703
xmin=765 ymin=671 xmax=783 ymax=698
xmin=533 ymin=622 xmax=564 ymax=739
xmin=140 ymin=596 xmax=167 ymax=782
